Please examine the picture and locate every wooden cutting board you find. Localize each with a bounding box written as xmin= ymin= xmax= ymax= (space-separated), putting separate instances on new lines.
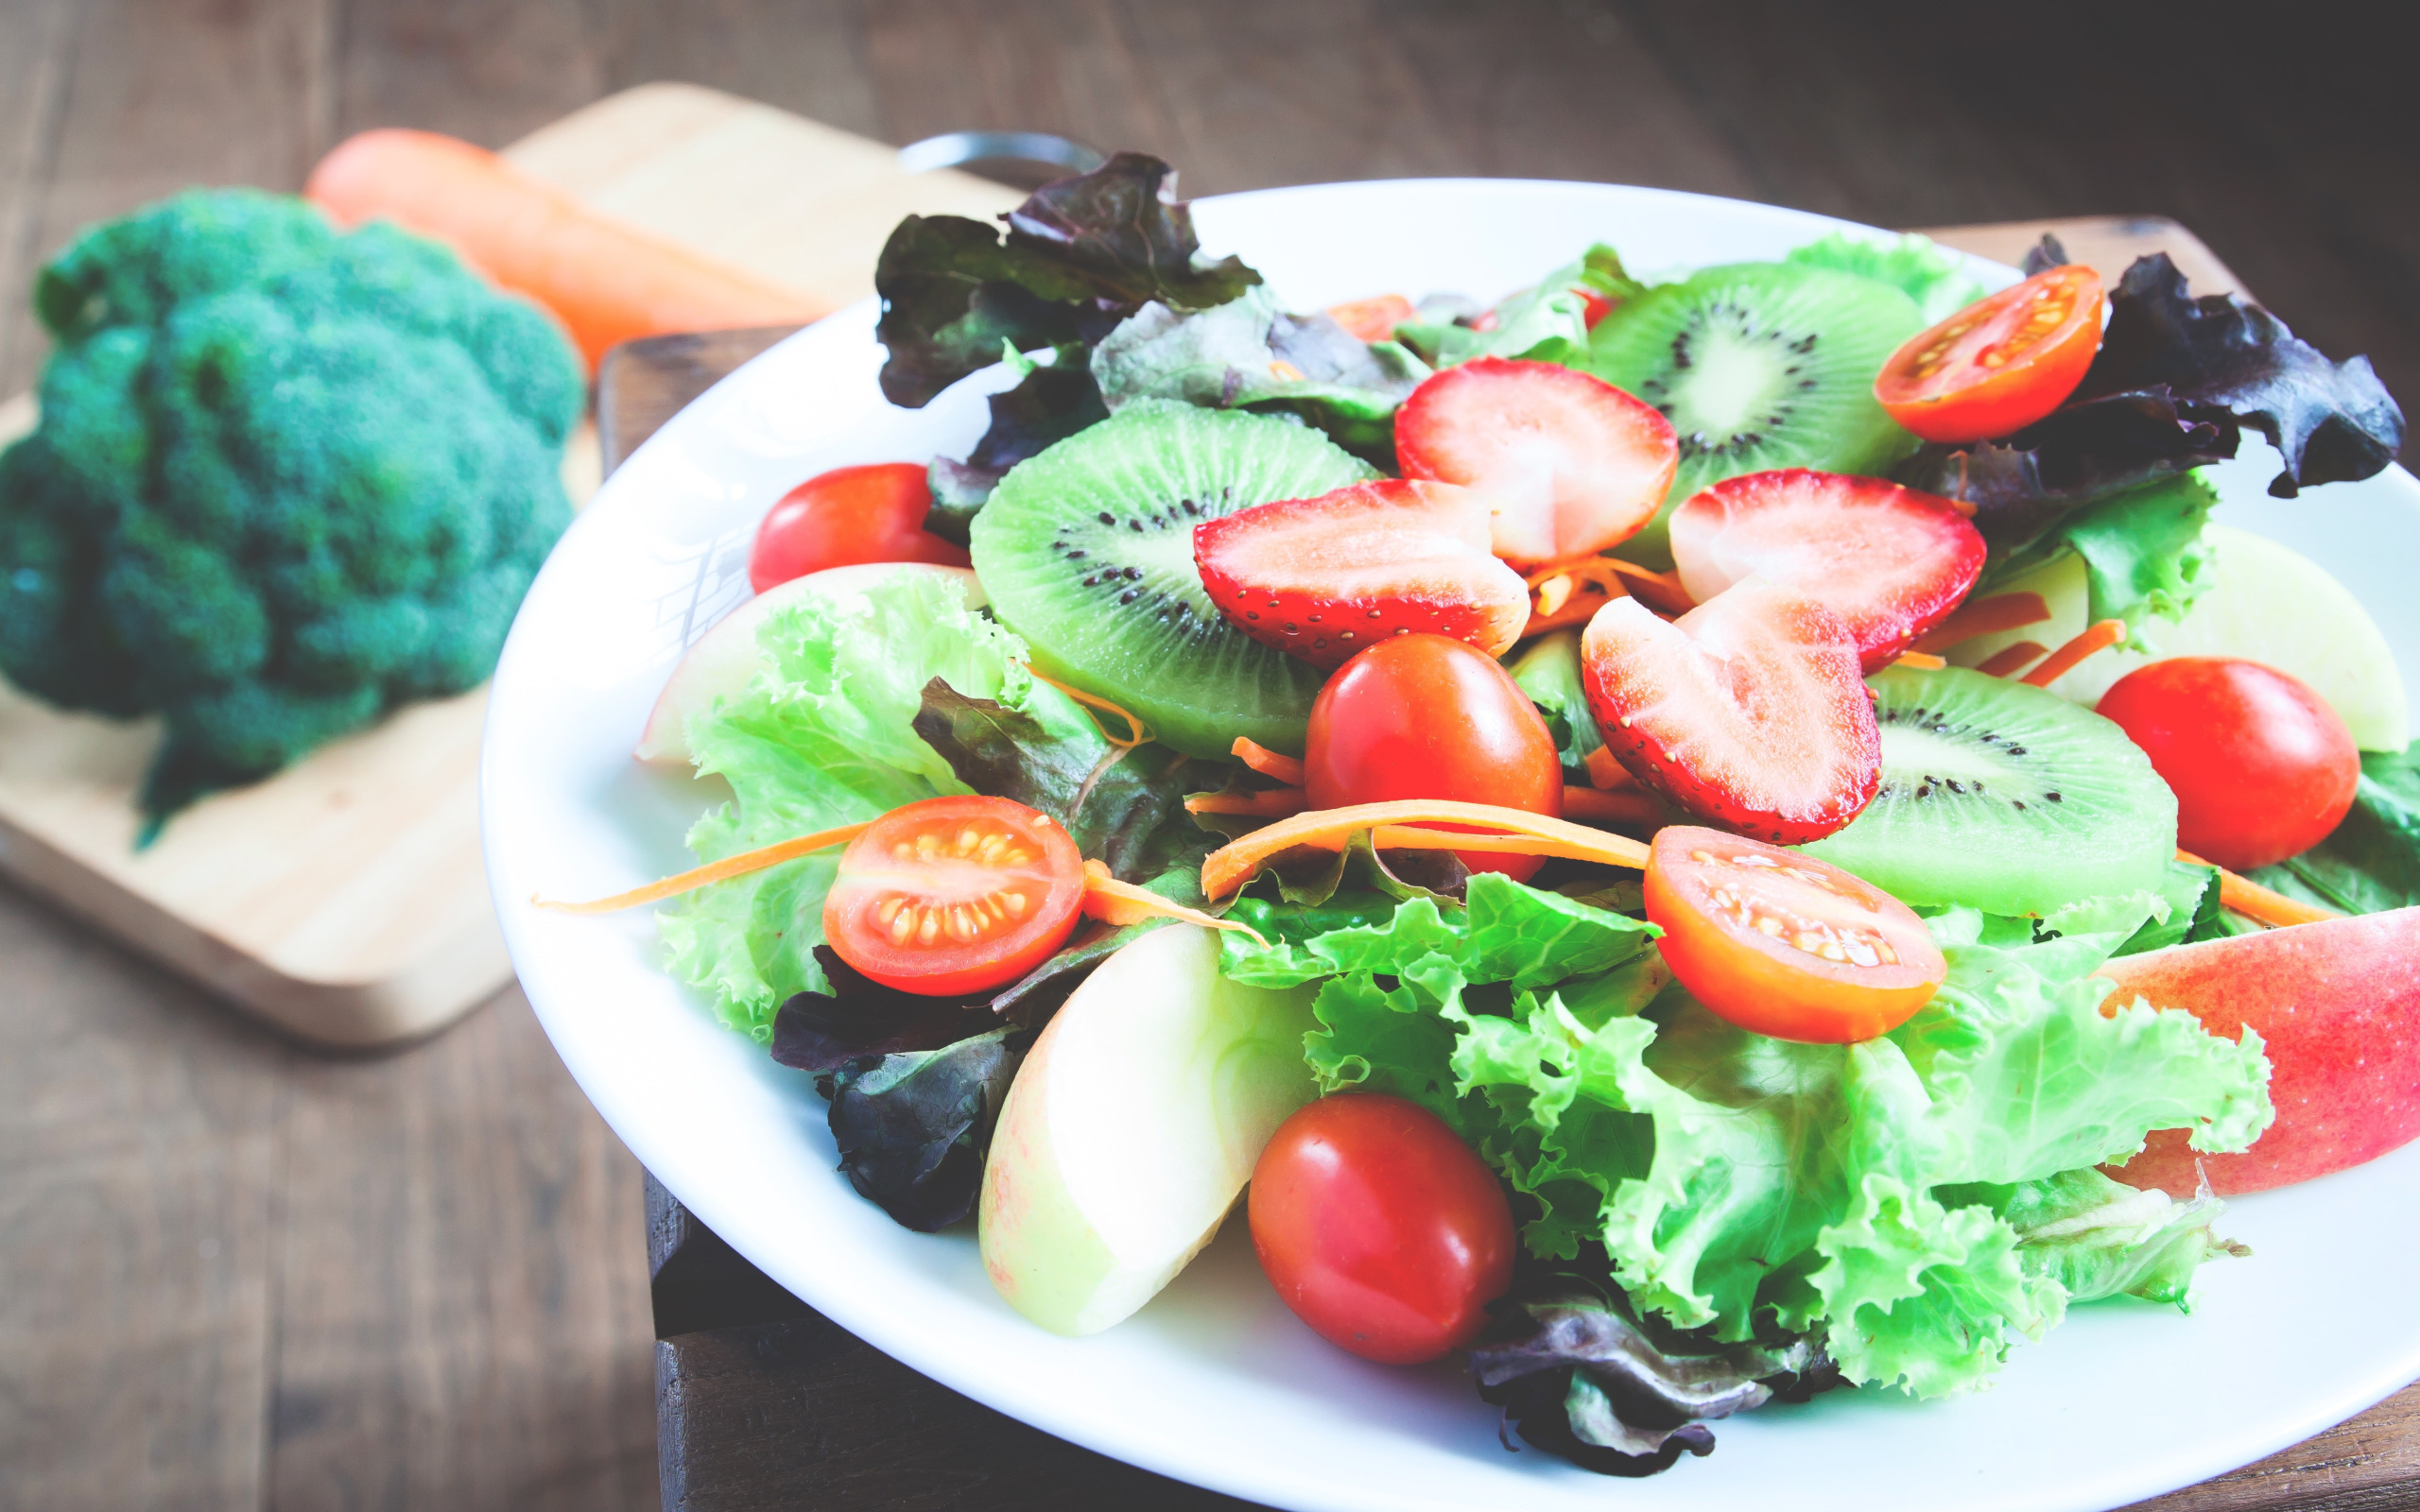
xmin=0 ymin=84 xmax=1019 ymax=1049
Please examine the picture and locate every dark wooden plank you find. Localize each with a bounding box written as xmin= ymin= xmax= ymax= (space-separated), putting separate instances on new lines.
xmin=263 ymin=986 xmax=659 ymax=1512
xmin=331 ymin=0 xmax=607 ymax=148
xmin=588 ymin=0 xmax=885 ymax=141
xmin=656 ymin=1318 xmax=1265 ymax=1512
xmin=2128 ymin=1383 xmax=2420 ymax=1512
xmin=0 ymin=881 xmax=284 ymax=1512
xmin=0 ymin=0 xmax=71 ymax=399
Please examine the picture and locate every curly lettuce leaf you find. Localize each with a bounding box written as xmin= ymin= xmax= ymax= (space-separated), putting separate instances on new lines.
xmin=1897 ymin=252 xmax=2403 ymax=548
xmin=1248 ymin=880 xmax=2271 ymax=1399
xmin=1784 ymin=231 xmax=1984 ymax=323
xmin=1089 ymin=284 xmax=1430 ymax=458
xmin=1470 ymin=1270 xmax=1835 ymax=1475
xmin=661 ymin=571 xmax=1063 ymax=1037
xmin=1397 ymin=243 xmax=1642 ymax=369
xmin=1945 ymin=1167 xmax=2247 ymax=1310
xmin=873 ymin=152 xmax=1258 ymax=408
xmin=2249 ymin=742 xmax=2420 ymax=915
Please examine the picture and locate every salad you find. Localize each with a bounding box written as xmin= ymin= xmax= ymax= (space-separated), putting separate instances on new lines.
xmin=554 ymin=155 xmax=2419 ymax=1476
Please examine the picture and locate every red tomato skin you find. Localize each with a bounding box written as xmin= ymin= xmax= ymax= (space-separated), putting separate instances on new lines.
xmin=821 ymin=796 xmax=1085 ymax=997
xmin=1875 ymin=266 xmax=2104 ymax=444
xmin=1248 ymin=1094 xmax=1514 ymax=1366
xmin=749 ymin=462 xmax=972 ymax=593
xmin=1304 ymin=634 xmax=1564 ymax=882
xmin=2096 ymin=658 xmax=2360 ymax=871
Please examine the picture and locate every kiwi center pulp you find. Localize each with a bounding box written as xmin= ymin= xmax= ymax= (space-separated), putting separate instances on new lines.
xmin=1636 ymin=300 xmax=1818 ymax=468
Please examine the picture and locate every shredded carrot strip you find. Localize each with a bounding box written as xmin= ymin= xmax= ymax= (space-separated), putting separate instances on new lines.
xmin=1912 ymin=591 xmax=2052 ymax=653
xmin=1184 ymin=788 xmax=1310 ymax=818
xmin=1081 ymin=860 xmax=1269 ymax=946
xmin=2023 ymin=618 xmax=2127 ymax=687
xmin=1535 ymin=573 xmax=1576 ymax=617
xmin=1942 ymin=495 xmax=1979 ymax=518
xmin=1977 ymin=641 xmax=2049 ymax=679
xmin=1522 ymin=554 xmax=1694 ymax=615
xmin=1201 ymin=799 xmax=1651 ymax=898
xmin=532 ymin=820 xmax=872 ymax=914
xmin=2175 ymin=849 xmax=2342 ymax=928
xmin=1893 ymin=650 xmax=1946 ymax=671
xmin=1584 ymin=746 xmax=1634 ymax=791
xmin=1561 ymin=786 xmax=1661 ymax=824
xmin=1523 ymin=588 xmax=1618 ymax=638
xmin=1269 ymin=359 xmax=1305 ymax=383
xmin=1029 ymin=669 xmax=1150 ymax=747
xmin=1230 ymin=737 xmax=1305 ymax=787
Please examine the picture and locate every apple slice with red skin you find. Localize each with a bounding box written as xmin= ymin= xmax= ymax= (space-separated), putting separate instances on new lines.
xmin=1580 ymin=577 xmax=1881 ymax=844
xmin=1394 ymin=356 xmax=1679 ymax=569
xmin=635 ymin=562 xmax=983 ymax=766
xmin=1668 ymin=469 xmax=1986 ymax=673
xmin=1193 ymin=478 xmax=1530 ymax=669
xmin=2099 ymin=907 xmax=2420 ymax=1196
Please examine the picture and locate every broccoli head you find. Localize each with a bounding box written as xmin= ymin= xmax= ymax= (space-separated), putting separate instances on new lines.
xmin=0 ymin=188 xmax=583 ymax=833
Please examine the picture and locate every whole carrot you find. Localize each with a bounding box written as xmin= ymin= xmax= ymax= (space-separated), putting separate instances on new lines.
xmin=306 ymin=128 xmax=824 ymax=371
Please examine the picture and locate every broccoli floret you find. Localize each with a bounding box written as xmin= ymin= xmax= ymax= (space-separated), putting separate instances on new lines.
xmin=0 ymin=188 xmax=582 ymax=837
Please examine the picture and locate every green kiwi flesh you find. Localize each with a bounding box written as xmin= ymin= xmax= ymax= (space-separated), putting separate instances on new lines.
xmin=1584 ymin=262 xmax=1927 ymax=568
xmin=970 ymin=401 xmax=1375 ymax=760
xmin=1801 ymin=665 xmax=2177 ymax=917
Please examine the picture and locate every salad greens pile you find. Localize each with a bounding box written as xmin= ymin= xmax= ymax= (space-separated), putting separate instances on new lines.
xmin=651 ymin=153 xmax=2414 ymax=1478
xmin=1220 ymin=878 xmax=2265 ymax=1424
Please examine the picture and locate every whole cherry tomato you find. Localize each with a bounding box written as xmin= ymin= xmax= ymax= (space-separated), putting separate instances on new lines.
xmin=1304 ymin=633 xmax=1564 ymax=881
xmin=1645 ymin=825 xmax=1945 ymax=1043
xmin=1874 ymin=265 xmax=2104 ymax=443
xmin=2096 ymin=657 xmax=2360 ymax=871
xmin=821 ymin=796 xmax=1085 ymax=997
xmin=1248 ymin=1093 xmax=1514 ymax=1365
xmin=749 ymin=462 xmax=971 ymax=593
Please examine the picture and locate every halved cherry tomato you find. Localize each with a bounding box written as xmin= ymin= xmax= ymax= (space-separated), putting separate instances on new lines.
xmin=749 ymin=462 xmax=971 ymax=593
xmin=2096 ymin=657 xmax=2360 ymax=871
xmin=1874 ymin=265 xmax=2105 ymax=443
xmin=821 ymin=796 xmax=1084 ymax=997
xmin=1248 ymin=1093 xmax=1514 ymax=1365
xmin=1325 ymin=294 xmax=1417 ymax=343
xmin=1304 ymin=634 xmax=1564 ymax=882
xmin=1644 ymin=825 xmax=1945 ymax=1042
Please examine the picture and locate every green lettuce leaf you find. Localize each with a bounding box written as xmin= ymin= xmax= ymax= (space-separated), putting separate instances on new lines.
xmin=1783 ymin=231 xmax=1985 ymax=323
xmin=1982 ymin=471 xmax=2218 ymax=644
xmin=2249 ymin=742 xmax=2420 ymax=915
xmin=1089 ymin=284 xmax=1429 ymax=457
xmin=661 ymin=571 xmax=1070 ymax=1037
xmin=1943 ymin=1167 xmax=2248 ymax=1310
xmin=1242 ymin=880 xmax=2272 ymax=1398
xmin=1510 ymin=628 xmax=1604 ymax=774
xmin=1397 ymin=244 xmax=1643 ymax=369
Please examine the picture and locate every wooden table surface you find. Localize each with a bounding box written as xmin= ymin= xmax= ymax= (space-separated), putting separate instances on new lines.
xmin=5 ymin=4 xmax=2417 ymax=1510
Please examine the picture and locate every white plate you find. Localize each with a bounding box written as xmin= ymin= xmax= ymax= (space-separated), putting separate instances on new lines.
xmin=483 ymin=180 xmax=2420 ymax=1512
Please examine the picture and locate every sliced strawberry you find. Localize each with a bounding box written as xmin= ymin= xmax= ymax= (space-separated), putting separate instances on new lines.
xmin=1668 ymin=469 xmax=1986 ymax=672
xmin=1581 ymin=579 xmax=1880 ymax=844
xmin=1194 ymin=479 xmax=1530 ymax=669
xmin=1394 ymin=357 xmax=1679 ymax=569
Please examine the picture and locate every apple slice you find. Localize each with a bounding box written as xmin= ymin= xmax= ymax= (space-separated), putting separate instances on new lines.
xmin=2099 ymin=906 xmax=2420 ymax=1195
xmin=634 ymin=562 xmax=983 ymax=765
xmin=1946 ymin=524 xmax=2409 ymax=751
xmin=979 ymin=923 xmax=1318 ymax=1335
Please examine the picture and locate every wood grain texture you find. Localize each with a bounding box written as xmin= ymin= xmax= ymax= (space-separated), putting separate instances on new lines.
xmin=265 ymin=986 xmax=657 ymax=1512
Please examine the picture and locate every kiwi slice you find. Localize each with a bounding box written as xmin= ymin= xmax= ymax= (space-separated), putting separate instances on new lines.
xmin=1584 ymin=263 xmax=1927 ymax=567
xmin=1801 ymin=665 xmax=2176 ymax=916
xmin=970 ymin=401 xmax=1375 ymax=759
